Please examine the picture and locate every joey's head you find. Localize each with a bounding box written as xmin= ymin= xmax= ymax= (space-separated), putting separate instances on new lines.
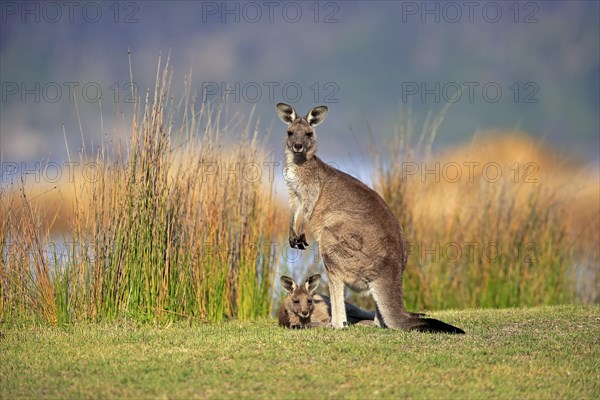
xmin=280 ymin=274 xmax=321 ymax=319
xmin=276 ymin=103 xmax=328 ymax=163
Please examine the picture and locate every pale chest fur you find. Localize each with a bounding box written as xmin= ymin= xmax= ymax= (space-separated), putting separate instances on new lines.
xmin=284 ymin=153 xmax=328 ymax=246
xmin=284 ymin=157 xmax=321 ymax=203
xmin=283 ymin=162 xmax=302 ymax=194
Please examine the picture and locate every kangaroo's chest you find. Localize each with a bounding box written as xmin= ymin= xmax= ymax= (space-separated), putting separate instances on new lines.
xmin=284 ymin=159 xmax=323 ymax=224
xmin=284 ymin=163 xmax=316 ymax=198
xmin=283 ymin=164 xmax=301 ymax=192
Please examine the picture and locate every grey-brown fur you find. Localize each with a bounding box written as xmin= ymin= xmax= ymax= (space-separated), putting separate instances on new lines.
xmin=276 ymin=103 xmax=464 ymax=334
xmin=277 ymin=274 xmax=375 ymax=329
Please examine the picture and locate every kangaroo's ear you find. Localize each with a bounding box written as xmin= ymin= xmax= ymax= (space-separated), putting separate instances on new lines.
xmin=280 ymin=275 xmax=297 ymax=294
xmin=306 ymin=106 xmax=328 ymax=127
xmin=276 ymin=103 xmax=297 ymax=125
xmin=304 ymin=274 xmax=321 ymax=293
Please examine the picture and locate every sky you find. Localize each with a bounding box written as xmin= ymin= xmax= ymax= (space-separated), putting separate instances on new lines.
xmin=1 ymin=0 xmax=599 ymax=179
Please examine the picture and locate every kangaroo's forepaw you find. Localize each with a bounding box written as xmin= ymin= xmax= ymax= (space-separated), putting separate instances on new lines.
xmin=289 ymin=233 xmax=309 ymax=250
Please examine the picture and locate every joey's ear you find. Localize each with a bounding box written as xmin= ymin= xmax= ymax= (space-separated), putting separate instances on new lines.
xmin=280 ymin=275 xmax=298 ymax=294
xmin=306 ymin=106 xmax=328 ymax=127
xmin=276 ymin=103 xmax=297 ymax=125
xmin=304 ymin=274 xmax=321 ymax=293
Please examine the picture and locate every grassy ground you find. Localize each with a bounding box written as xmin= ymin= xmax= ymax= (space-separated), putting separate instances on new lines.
xmin=1 ymin=305 xmax=598 ymax=399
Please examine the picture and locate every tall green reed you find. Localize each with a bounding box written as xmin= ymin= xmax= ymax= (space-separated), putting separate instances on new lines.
xmin=1 ymin=58 xmax=284 ymax=325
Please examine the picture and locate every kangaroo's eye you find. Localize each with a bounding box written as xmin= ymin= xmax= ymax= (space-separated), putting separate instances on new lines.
xmin=307 ymin=299 xmax=313 ymax=304
xmin=306 ymin=131 xmax=313 ymax=137
xmin=287 ymin=131 xmax=293 ymax=136
xmin=293 ymin=299 xmax=300 ymax=304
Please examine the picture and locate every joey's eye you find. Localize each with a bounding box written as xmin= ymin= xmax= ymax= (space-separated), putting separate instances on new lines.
xmin=306 ymin=131 xmax=313 ymax=137
xmin=293 ymin=299 xmax=299 ymax=304
xmin=287 ymin=131 xmax=293 ymax=136
xmin=307 ymin=299 xmax=313 ymax=304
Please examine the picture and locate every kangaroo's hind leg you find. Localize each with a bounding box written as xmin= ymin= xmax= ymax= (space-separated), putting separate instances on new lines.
xmin=326 ymin=271 xmax=348 ymax=328
xmin=369 ymin=269 xmax=408 ymax=329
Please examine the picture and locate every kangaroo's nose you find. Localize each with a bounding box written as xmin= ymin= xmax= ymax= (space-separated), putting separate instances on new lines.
xmin=300 ymin=312 xmax=309 ymax=318
xmin=293 ymin=143 xmax=303 ymax=152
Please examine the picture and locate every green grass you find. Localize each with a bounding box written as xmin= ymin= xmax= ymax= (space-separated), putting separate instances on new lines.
xmin=2 ymin=305 xmax=598 ymax=399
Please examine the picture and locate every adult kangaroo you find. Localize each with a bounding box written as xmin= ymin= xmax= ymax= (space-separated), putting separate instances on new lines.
xmin=276 ymin=103 xmax=464 ymax=334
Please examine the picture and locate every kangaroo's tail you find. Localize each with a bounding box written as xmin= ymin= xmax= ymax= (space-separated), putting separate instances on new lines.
xmin=320 ymin=295 xmax=376 ymax=324
xmin=375 ymin=305 xmax=464 ymax=334
xmin=402 ymin=315 xmax=465 ymax=334
xmin=371 ymin=275 xmax=465 ymax=334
